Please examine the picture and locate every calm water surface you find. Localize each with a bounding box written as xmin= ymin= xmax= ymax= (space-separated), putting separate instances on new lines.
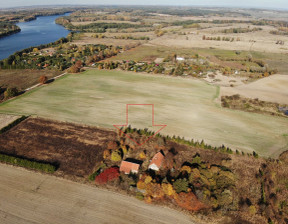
xmin=0 ymin=13 xmax=70 ymax=60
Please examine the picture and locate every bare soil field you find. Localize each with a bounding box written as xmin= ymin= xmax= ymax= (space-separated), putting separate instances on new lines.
xmin=0 ymin=70 xmax=287 ymax=157
xmin=221 ymin=74 xmax=288 ymax=104
xmin=0 ymin=163 xmax=197 ymax=224
xmin=0 ymin=118 xmax=116 ymax=177
xmin=0 ymin=114 xmax=20 ymax=129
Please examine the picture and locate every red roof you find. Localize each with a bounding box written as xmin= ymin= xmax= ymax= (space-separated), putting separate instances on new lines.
xmin=120 ymin=160 xmax=140 ymax=174
xmin=149 ymin=151 xmax=165 ymax=169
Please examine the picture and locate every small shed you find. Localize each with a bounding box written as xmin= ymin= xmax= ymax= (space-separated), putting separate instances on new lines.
xmin=120 ymin=159 xmax=141 ymax=174
xmin=176 ymin=57 xmax=185 ymax=61
xmin=148 ymin=151 xmax=165 ymax=171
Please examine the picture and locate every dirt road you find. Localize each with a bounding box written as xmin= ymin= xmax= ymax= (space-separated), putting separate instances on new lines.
xmin=0 ymin=164 xmax=197 ymax=224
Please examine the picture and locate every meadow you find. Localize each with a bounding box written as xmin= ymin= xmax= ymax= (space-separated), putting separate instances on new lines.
xmin=0 ymin=69 xmax=287 ymax=157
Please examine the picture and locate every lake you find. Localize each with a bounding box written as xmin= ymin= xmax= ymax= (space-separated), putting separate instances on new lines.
xmin=0 ymin=13 xmax=70 ymax=60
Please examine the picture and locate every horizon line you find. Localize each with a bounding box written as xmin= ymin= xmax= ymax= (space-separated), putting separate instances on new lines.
xmin=0 ymin=4 xmax=288 ymax=11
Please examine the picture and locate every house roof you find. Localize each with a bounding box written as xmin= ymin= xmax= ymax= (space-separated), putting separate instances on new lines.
xmin=120 ymin=160 xmax=140 ymax=174
xmin=149 ymin=151 xmax=165 ymax=169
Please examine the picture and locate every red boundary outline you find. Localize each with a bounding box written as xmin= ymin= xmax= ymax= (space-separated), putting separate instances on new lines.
xmin=113 ymin=104 xmax=167 ymax=146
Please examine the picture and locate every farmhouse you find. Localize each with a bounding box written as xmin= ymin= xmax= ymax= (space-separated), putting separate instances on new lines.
xmin=148 ymin=151 xmax=165 ymax=171
xmin=120 ymin=159 xmax=141 ymax=174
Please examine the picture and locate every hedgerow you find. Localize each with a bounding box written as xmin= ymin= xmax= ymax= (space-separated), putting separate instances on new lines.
xmin=0 ymin=153 xmax=56 ymax=173
xmin=0 ymin=116 xmax=27 ymax=134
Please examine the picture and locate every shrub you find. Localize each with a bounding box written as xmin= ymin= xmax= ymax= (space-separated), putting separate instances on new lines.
xmin=111 ymin=149 xmax=122 ymax=161
xmin=174 ymin=192 xmax=206 ymax=211
xmin=181 ymin=165 xmax=192 ymax=174
xmin=145 ymin=182 xmax=165 ymax=199
xmin=88 ymin=163 xmax=107 ymax=181
xmin=217 ymin=189 xmax=233 ymax=206
xmin=95 ymin=167 xmax=120 ymax=184
xmin=69 ymin=65 xmax=80 ymax=73
xmin=4 ymin=87 xmax=18 ymax=99
xmin=249 ymin=205 xmax=257 ymax=215
xmin=135 ymin=192 xmax=144 ymax=200
xmin=253 ymin=151 xmax=259 ymax=158
xmin=162 ymin=183 xmax=175 ymax=196
xmin=173 ymin=178 xmax=189 ymax=193
xmin=216 ymin=171 xmax=235 ymax=188
xmin=39 ymin=75 xmax=48 ymax=84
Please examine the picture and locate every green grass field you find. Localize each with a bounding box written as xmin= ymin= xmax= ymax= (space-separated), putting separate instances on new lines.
xmin=0 ymin=69 xmax=287 ymax=157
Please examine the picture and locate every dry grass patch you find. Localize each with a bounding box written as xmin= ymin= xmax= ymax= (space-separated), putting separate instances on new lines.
xmin=0 ymin=114 xmax=21 ymax=129
xmin=0 ymin=69 xmax=61 ymax=90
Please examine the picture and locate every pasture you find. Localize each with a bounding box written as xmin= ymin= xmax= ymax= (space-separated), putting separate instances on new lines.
xmin=0 ymin=69 xmax=287 ymax=157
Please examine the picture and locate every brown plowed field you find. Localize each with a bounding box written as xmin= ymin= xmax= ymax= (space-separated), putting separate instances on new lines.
xmin=0 ymin=117 xmax=116 ymax=177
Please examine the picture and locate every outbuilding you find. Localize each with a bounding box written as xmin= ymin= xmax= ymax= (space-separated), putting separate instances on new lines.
xmin=148 ymin=151 xmax=165 ymax=171
xmin=120 ymin=159 xmax=141 ymax=174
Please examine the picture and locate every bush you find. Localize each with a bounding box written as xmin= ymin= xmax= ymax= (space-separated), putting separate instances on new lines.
xmin=95 ymin=167 xmax=120 ymax=184
xmin=174 ymin=192 xmax=206 ymax=211
xmin=39 ymin=75 xmax=48 ymax=84
xmin=4 ymin=87 xmax=18 ymax=99
xmin=111 ymin=149 xmax=122 ymax=161
xmin=173 ymin=178 xmax=189 ymax=193
xmin=249 ymin=205 xmax=257 ymax=215
xmin=69 ymin=65 xmax=80 ymax=73
xmin=135 ymin=192 xmax=144 ymax=200
xmin=88 ymin=163 xmax=107 ymax=181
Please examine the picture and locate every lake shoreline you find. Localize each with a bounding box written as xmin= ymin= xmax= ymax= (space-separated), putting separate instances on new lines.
xmin=0 ymin=13 xmax=71 ymax=60
xmin=0 ymin=28 xmax=21 ymax=39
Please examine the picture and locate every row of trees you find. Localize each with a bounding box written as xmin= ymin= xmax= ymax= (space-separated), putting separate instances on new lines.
xmin=221 ymin=27 xmax=262 ymax=34
xmin=92 ymin=33 xmax=150 ymax=40
xmin=202 ymin=35 xmax=240 ymax=42
xmin=121 ymin=125 xmax=259 ymax=158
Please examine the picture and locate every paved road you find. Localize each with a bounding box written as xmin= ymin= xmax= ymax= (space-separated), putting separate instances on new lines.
xmin=0 ymin=164 xmax=197 ymax=224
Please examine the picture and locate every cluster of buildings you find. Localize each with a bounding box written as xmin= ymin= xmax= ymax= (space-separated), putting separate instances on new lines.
xmin=119 ymin=151 xmax=165 ymax=174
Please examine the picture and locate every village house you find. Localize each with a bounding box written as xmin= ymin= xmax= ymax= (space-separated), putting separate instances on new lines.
xmin=148 ymin=151 xmax=165 ymax=171
xmin=120 ymin=159 xmax=141 ymax=174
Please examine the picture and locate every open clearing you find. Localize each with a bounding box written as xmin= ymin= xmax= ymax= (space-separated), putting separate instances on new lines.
xmin=0 ymin=70 xmax=287 ymax=157
xmin=0 ymin=163 xmax=196 ymax=224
